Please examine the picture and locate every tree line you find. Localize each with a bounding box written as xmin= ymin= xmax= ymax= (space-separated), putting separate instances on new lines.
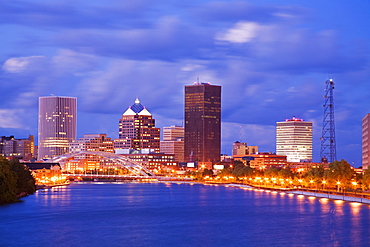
xmin=195 ymin=159 xmax=370 ymax=192
xmin=0 ymin=157 xmax=36 ymax=204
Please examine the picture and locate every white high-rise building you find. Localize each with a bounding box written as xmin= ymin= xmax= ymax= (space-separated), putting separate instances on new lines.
xmin=276 ymin=117 xmax=312 ymax=162
xmin=38 ymin=96 xmax=77 ymax=160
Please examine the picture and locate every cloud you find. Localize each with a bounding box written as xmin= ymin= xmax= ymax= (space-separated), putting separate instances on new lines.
xmin=2 ymin=56 xmax=45 ymax=73
xmin=222 ymin=122 xmax=276 ymax=153
xmin=215 ymin=22 xmax=260 ymax=43
xmin=0 ymin=109 xmax=25 ymax=128
xmin=0 ymin=0 xmax=368 ymax=166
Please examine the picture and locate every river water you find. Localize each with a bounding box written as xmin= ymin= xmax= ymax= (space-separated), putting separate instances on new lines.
xmin=1 ymin=182 xmax=369 ymax=247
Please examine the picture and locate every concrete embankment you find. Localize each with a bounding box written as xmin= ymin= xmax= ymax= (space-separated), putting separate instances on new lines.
xmin=289 ymin=190 xmax=370 ymax=204
xmin=221 ymin=183 xmax=370 ymax=204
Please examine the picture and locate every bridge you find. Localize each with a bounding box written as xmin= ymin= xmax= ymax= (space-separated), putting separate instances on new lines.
xmin=48 ymin=151 xmax=156 ymax=178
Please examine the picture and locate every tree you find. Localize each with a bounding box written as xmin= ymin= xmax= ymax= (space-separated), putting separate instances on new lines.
xmin=0 ymin=158 xmax=18 ymax=204
xmin=232 ymin=162 xmax=254 ymax=178
xmin=361 ymin=168 xmax=370 ymax=191
xmin=325 ymin=159 xmax=354 ymax=190
xmin=10 ymin=159 xmax=36 ymax=195
xmin=304 ymin=165 xmax=325 ymax=188
xmin=202 ymin=169 xmax=213 ymax=177
xmin=279 ymin=166 xmax=294 ymax=179
xmin=0 ymin=158 xmax=36 ymax=204
xmin=265 ymin=166 xmax=280 ymax=178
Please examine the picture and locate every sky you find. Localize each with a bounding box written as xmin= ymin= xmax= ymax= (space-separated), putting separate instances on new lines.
xmin=1 ymin=0 xmax=369 ymax=166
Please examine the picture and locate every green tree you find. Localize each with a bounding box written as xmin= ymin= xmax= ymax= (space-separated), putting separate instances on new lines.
xmin=304 ymin=165 xmax=325 ymax=188
xmin=265 ymin=166 xmax=280 ymax=178
xmin=232 ymin=162 xmax=254 ymax=178
xmin=325 ymin=159 xmax=354 ymax=189
xmin=0 ymin=158 xmax=18 ymax=204
xmin=202 ymin=169 xmax=213 ymax=177
xmin=218 ymin=168 xmax=232 ymax=178
xmin=10 ymin=159 xmax=36 ymax=195
xmin=361 ymin=168 xmax=370 ymax=191
xmin=279 ymin=166 xmax=294 ymax=179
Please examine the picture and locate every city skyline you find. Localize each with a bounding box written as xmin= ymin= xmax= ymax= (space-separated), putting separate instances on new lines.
xmin=1 ymin=1 xmax=370 ymax=166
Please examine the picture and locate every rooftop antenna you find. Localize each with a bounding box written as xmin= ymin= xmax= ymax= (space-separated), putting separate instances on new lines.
xmin=320 ymin=79 xmax=337 ymax=163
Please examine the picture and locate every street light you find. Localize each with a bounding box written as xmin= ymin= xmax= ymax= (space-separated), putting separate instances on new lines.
xmin=352 ymin=181 xmax=358 ymax=195
xmin=322 ymin=180 xmax=327 ymax=191
xmin=336 ymin=181 xmax=341 ymax=192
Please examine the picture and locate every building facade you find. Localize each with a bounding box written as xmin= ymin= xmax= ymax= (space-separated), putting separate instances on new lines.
xmin=233 ymin=153 xmax=287 ymax=170
xmin=232 ymin=141 xmax=258 ymax=157
xmin=362 ymin=113 xmax=370 ymax=170
xmin=38 ymin=96 xmax=77 ymax=160
xmin=116 ymin=99 xmax=160 ymax=153
xmin=276 ymin=117 xmax=313 ymax=162
xmin=160 ymin=125 xmax=184 ymax=162
xmin=69 ymin=134 xmax=114 ymax=171
xmin=184 ymin=82 xmax=221 ymax=163
xmin=0 ymin=135 xmax=35 ymax=160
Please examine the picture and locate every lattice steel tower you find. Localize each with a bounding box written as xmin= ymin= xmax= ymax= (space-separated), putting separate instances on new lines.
xmin=320 ymin=79 xmax=337 ymax=163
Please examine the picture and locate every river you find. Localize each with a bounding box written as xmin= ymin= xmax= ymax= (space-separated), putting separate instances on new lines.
xmin=1 ymin=182 xmax=369 ymax=246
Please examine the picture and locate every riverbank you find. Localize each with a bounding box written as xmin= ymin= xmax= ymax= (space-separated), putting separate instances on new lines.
xmin=223 ymin=183 xmax=370 ymax=204
xmin=158 ymin=180 xmax=370 ymax=204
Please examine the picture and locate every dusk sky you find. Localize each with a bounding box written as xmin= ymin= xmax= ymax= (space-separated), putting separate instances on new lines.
xmin=1 ymin=0 xmax=369 ymax=166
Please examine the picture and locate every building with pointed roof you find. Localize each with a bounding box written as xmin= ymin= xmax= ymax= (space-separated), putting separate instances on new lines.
xmin=116 ymin=98 xmax=160 ymax=153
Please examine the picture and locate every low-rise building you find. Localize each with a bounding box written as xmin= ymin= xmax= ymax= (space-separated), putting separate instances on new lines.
xmin=0 ymin=135 xmax=35 ymax=160
xmin=234 ymin=153 xmax=287 ymax=170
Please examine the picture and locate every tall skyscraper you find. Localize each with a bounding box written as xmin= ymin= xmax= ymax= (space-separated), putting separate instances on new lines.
xmin=116 ymin=98 xmax=160 ymax=153
xmin=38 ymin=96 xmax=77 ymax=160
xmin=362 ymin=113 xmax=370 ymax=170
xmin=276 ymin=117 xmax=312 ymax=162
xmin=184 ymin=82 xmax=221 ymax=163
xmin=160 ymin=125 xmax=184 ymax=162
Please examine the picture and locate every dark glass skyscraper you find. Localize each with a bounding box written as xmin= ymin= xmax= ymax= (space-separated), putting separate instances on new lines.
xmin=184 ymin=82 xmax=221 ymax=163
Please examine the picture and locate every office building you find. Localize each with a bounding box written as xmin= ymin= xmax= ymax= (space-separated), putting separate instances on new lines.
xmin=233 ymin=153 xmax=287 ymax=170
xmin=184 ymin=82 xmax=221 ymax=163
xmin=69 ymin=134 xmax=114 ymax=170
xmin=232 ymin=141 xmax=258 ymax=157
xmin=38 ymin=96 xmax=77 ymax=160
xmin=276 ymin=117 xmax=312 ymax=162
xmin=362 ymin=113 xmax=370 ymax=170
xmin=0 ymin=135 xmax=34 ymax=160
xmin=160 ymin=125 xmax=184 ymax=162
xmin=116 ymin=98 xmax=160 ymax=153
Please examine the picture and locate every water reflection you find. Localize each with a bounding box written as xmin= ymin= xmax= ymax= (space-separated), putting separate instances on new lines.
xmin=350 ymin=202 xmax=361 ymax=215
xmin=3 ymin=183 xmax=370 ymax=246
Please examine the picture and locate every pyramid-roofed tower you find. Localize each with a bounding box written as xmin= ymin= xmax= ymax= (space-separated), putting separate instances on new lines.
xmin=122 ymin=98 xmax=152 ymax=116
xmin=117 ymin=98 xmax=160 ymax=153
